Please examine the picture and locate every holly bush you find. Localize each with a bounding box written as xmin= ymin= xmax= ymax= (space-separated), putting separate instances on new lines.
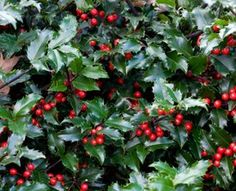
xmin=0 ymin=0 xmax=236 ymax=190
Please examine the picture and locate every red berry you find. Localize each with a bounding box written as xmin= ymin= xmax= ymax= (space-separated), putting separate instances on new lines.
xmin=214 ymin=153 xmax=222 ymax=161
xmin=113 ymin=38 xmax=120 ymax=46
xmin=90 ymin=8 xmax=98 ymax=16
xmin=217 ymin=147 xmax=226 ymax=155
xmin=157 ymin=109 xmax=166 ymax=116
xmin=230 ymin=92 xmax=236 ymax=101
xmin=224 ymin=148 xmax=233 ymax=156
xmin=80 ymin=182 xmax=89 ymax=191
xmin=76 ymin=90 xmax=87 ymax=99
xmin=99 ymin=10 xmax=105 ymax=18
xmin=134 ymin=91 xmax=142 ymax=98
xmin=76 ymin=9 xmax=83 ymax=16
xmin=1 ymin=141 xmax=8 ymax=148
xmin=233 ymin=159 xmax=236 ymax=167
xmin=43 ymin=103 xmax=52 ymax=111
xmin=203 ymin=98 xmax=211 ymax=105
xmin=156 ymin=131 xmax=164 ymax=137
xmin=50 ymin=102 xmax=56 ymax=108
xmin=90 ymin=18 xmax=98 ymax=26
xmin=221 ymin=47 xmax=230 ymax=55
xmin=213 ymin=100 xmax=222 ymax=109
xmin=90 ymin=139 xmax=97 ymax=146
xmin=201 ymin=150 xmax=208 ymax=157
xmin=35 ymin=109 xmax=43 ymax=116
xmin=96 ymin=125 xmax=103 ymax=131
xmin=125 ymin=52 xmax=133 ymax=60
xmin=176 ymin=114 xmax=184 ymax=121
xmin=144 ymin=128 xmax=151 ymax=136
xmin=32 ymin=118 xmax=37 ymax=126
xmin=16 ymin=178 xmax=24 ymax=185
xmin=229 ymin=142 xmax=236 ymax=150
xmin=149 ymin=133 xmax=157 ymax=141
xmin=212 ymin=25 xmax=220 ymax=33
xmin=56 ymin=174 xmax=64 ymax=182
xmin=213 ymin=160 xmax=220 ymax=167
xmin=23 ymin=170 xmax=31 ymax=179
xmin=107 ymin=15 xmax=115 ymax=23
xmin=81 ymin=104 xmax=87 ymax=112
xmin=9 ymin=168 xmax=17 ymax=176
xmin=221 ymin=93 xmax=229 ymax=101
xmin=175 ymin=118 xmax=182 ymax=126
xmin=80 ymin=14 xmax=88 ymax=21
xmin=91 ymin=129 xmax=97 ymax=135
xmin=184 ymin=121 xmax=193 ymax=132
xmin=139 ymin=122 xmax=149 ymax=130
xmin=82 ymin=137 xmax=88 ymax=144
xmin=133 ymin=82 xmax=140 ymax=89
xmin=135 ymin=129 xmax=143 ymax=136
xmin=89 ymin=40 xmax=97 ymax=47
xmin=96 ymin=136 xmax=104 ymax=145
xmin=196 ymin=34 xmax=202 ymax=46
xmin=26 ymin=163 xmax=35 ymax=171
xmin=50 ymin=177 xmax=57 ymax=186
xmin=48 ymin=173 xmax=54 ymax=178
xmin=211 ymin=48 xmax=221 ymax=55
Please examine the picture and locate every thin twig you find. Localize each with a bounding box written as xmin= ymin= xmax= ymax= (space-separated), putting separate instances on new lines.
xmin=0 ymin=67 xmax=32 ymax=90
xmin=186 ymin=30 xmax=203 ymax=39
xmin=125 ymin=0 xmax=139 ymax=16
xmin=229 ymin=8 xmax=236 ymax=16
xmin=46 ymin=159 xmax=61 ymax=172
xmin=65 ymin=66 xmax=73 ymax=91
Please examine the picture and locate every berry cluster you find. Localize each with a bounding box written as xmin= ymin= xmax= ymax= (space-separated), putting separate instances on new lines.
xmin=9 ymin=163 xmax=35 ymax=186
xmin=48 ymin=173 xmax=64 ymax=187
xmin=31 ymin=99 xmax=56 ymax=127
xmin=135 ymin=122 xmax=164 ymax=142
xmin=203 ymin=85 xmax=236 ymax=117
xmin=76 ymin=8 xmax=118 ymax=27
xmin=201 ymin=142 xmax=236 ymax=168
xmin=82 ymin=125 xmax=105 ymax=146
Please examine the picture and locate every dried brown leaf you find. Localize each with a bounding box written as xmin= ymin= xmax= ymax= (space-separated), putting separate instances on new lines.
xmin=0 ymin=53 xmax=21 ymax=95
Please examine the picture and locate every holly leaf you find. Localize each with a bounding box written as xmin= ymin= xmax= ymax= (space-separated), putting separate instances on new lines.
xmin=58 ymin=126 xmax=81 ymax=142
xmin=81 ymin=65 xmax=108 ymax=79
xmin=20 ymin=147 xmax=46 ymax=160
xmin=84 ymin=144 xmax=106 ymax=164
xmin=13 ymin=93 xmax=41 ymax=117
xmin=105 ymin=117 xmax=133 ymax=132
xmin=61 ymin=152 xmax=78 ymax=172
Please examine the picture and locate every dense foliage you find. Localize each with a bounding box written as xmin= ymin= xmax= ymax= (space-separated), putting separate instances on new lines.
xmin=0 ymin=0 xmax=236 ymax=190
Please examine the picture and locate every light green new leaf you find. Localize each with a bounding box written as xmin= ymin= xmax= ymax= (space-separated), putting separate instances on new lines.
xmin=13 ymin=93 xmax=41 ymax=117
xmin=174 ymin=160 xmax=210 ymax=185
xmin=81 ymin=65 xmax=109 ymax=79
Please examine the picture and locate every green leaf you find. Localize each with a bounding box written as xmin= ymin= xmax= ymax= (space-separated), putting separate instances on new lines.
xmin=148 ymin=177 xmax=174 ymax=191
xmin=8 ymin=119 xmax=27 ymax=135
xmin=49 ymin=15 xmax=78 ymax=48
xmin=144 ymin=137 xmax=174 ymax=150
xmin=86 ymin=99 xmax=108 ymax=120
xmin=124 ymin=151 xmax=140 ymax=172
xmin=61 ymin=152 xmax=78 ymax=172
xmin=17 ymin=183 xmax=50 ymax=191
xmin=44 ymin=109 xmax=59 ymax=125
xmin=136 ymin=145 xmax=149 ymax=164
xmin=84 ymin=144 xmax=106 ymax=164
xmin=0 ymin=33 xmax=21 ymax=57
xmin=20 ymin=147 xmax=45 ymax=160
xmin=27 ymin=30 xmax=51 ymax=61
xmin=150 ymin=161 xmax=177 ymax=178
xmin=72 ymin=76 xmax=100 ymax=91
xmin=0 ymin=107 xmax=11 ymax=120
xmin=47 ymin=49 xmax=64 ymax=72
xmin=153 ymin=78 xmax=182 ymax=104
xmin=13 ymin=93 xmax=41 ymax=117
xmin=121 ymin=39 xmax=142 ymax=53
xmin=48 ymin=133 xmax=65 ymax=156
xmin=212 ymin=55 xmax=236 ymax=75
xmin=173 ymin=160 xmax=210 ymax=185
xmin=179 ymin=98 xmax=207 ymax=110
xmin=146 ymin=43 xmax=167 ymax=62
xmin=105 ymin=117 xmax=133 ymax=132
xmin=75 ymin=0 xmax=93 ymax=9
xmin=100 ymin=128 xmax=122 ymax=141
xmin=81 ymin=65 xmax=109 ymax=79
xmin=58 ymin=126 xmax=81 ymax=142
xmin=210 ymin=109 xmax=228 ymax=128
xmin=189 ymin=55 xmax=207 ymax=75
xmin=210 ymin=126 xmax=232 ymax=147
xmin=156 ymin=0 xmax=176 ymax=7
xmin=166 ymin=51 xmax=188 ymax=73
xmin=192 ymin=7 xmax=213 ymax=30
